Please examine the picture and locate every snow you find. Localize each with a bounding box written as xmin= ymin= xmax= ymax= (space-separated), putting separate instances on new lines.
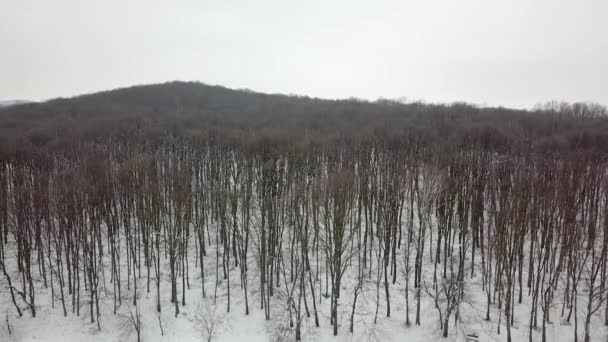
xmin=1 ymin=230 xmax=607 ymax=342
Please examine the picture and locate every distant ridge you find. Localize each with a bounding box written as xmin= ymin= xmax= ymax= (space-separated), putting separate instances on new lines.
xmin=0 ymin=99 xmax=32 ymax=107
xmin=0 ymin=81 xmax=606 ymax=155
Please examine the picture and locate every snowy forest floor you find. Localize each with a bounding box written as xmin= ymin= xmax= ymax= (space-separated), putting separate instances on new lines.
xmin=1 ymin=229 xmax=607 ymax=342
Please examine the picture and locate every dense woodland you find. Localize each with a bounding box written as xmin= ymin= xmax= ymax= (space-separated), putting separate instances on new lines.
xmin=1 ymin=82 xmax=608 ymax=341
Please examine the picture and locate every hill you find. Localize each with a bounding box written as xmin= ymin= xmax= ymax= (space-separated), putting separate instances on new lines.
xmin=1 ymin=82 xmax=608 ymax=342
xmin=1 ymin=81 xmax=606 ymax=157
xmin=0 ymin=99 xmax=32 ymax=108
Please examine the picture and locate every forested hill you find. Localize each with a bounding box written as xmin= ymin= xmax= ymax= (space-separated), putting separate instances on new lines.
xmin=2 ymin=83 xmax=608 ymax=342
xmin=1 ymin=81 xmax=607 ymax=157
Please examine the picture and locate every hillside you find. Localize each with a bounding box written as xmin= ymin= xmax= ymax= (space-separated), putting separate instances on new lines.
xmin=1 ymin=81 xmax=607 ymax=157
xmin=0 ymin=100 xmax=31 ymax=108
xmin=0 ymin=82 xmax=607 ymax=342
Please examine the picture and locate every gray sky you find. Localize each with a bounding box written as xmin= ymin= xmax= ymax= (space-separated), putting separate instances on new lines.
xmin=1 ymin=0 xmax=607 ymax=109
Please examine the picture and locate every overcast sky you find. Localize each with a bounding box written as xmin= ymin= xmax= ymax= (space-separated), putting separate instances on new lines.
xmin=1 ymin=0 xmax=607 ymax=108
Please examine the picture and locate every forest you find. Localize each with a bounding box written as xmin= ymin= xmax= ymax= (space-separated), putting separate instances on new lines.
xmin=1 ymin=82 xmax=608 ymax=341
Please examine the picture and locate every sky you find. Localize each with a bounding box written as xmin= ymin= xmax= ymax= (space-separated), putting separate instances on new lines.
xmin=1 ymin=0 xmax=607 ymax=109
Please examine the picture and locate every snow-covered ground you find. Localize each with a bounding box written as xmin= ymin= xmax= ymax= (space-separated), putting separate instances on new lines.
xmin=1 ymin=230 xmax=607 ymax=342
